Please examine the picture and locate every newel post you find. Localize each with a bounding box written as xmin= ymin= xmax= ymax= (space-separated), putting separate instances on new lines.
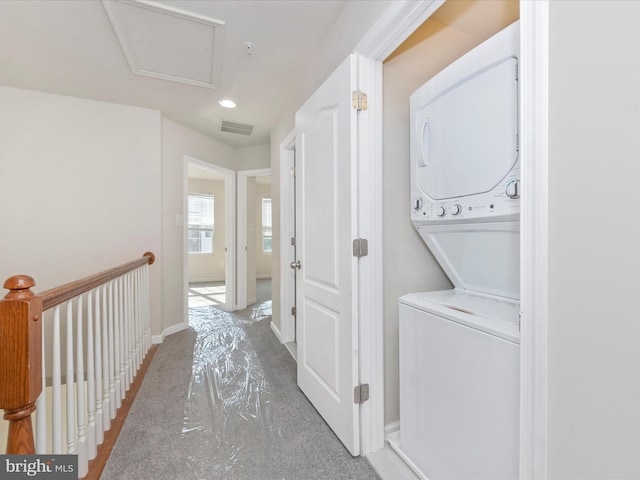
xmin=0 ymin=275 xmax=42 ymax=454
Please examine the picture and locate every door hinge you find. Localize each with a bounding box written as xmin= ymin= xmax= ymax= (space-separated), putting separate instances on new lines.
xmin=352 ymin=238 xmax=368 ymax=258
xmin=354 ymin=384 xmax=370 ymax=404
xmin=291 ymin=166 xmax=296 ymax=177
xmin=291 ymin=237 xmax=296 ymax=246
xmin=352 ymin=90 xmax=368 ymax=111
xmin=291 ymin=306 xmax=297 ymax=317
xmin=518 ymin=312 xmax=522 ymax=332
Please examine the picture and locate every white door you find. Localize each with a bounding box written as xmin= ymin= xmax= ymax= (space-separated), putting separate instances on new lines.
xmin=295 ymin=54 xmax=360 ymax=455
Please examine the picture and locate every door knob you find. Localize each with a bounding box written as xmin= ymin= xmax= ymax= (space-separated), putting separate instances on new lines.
xmin=290 ymin=260 xmax=301 ymax=270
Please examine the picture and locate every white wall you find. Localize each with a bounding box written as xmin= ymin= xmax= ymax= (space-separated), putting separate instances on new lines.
xmin=547 ymin=2 xmax=640 ymax=477
xmin=236 ymin=144 xmax=271 ymax=171
xmin=161 ymin=118 xmax=236 ymax=333
xmin=0 ymin=85 xmax=162 ymax=330
xmin=187 ymin=178 xmax=226 ymax=282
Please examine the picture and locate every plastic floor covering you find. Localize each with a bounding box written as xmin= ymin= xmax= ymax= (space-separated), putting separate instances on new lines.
xmin=101 ymin=300 xmax=379 ymax=479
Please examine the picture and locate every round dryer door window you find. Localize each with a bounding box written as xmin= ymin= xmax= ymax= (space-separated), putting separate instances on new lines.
xmin=415 ymin=57 xmax=519 ymax=200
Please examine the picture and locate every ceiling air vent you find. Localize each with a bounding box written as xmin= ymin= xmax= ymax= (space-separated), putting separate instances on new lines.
xmin=220 ymin=121 xmax=254 ymax=136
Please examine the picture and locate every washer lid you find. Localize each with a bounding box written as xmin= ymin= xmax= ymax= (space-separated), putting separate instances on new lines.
xmin=400 ymin=290 xmax=520 ymax=343
xmin=414 ymin=57 xmax=519 ymax=200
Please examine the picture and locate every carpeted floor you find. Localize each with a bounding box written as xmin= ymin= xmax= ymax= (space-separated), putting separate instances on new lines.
xmin=101 ymin=298 xmax=379 ymax=479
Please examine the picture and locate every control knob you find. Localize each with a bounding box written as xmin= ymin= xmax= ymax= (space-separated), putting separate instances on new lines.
xmin=413 ymin=197 xmax=423 ymax=211
xmin=449 ymin=204 xmax=462 ymax=216
xmin=506 ymin=180 xmax=520 ymax=199
xmin=437 ymin=206 xmax=446 ymax=217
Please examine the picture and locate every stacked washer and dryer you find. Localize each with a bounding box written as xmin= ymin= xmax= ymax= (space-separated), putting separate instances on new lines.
xmin=388 ymin=22 xmax=521 ymax=480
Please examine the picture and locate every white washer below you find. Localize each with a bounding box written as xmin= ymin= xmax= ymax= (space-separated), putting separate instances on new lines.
xmin=390 ymin=290 xmax=520 ymax=480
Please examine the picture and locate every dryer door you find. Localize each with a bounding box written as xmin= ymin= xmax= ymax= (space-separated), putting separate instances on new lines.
xmin=413 ymin=57 xmax=518 ymax=200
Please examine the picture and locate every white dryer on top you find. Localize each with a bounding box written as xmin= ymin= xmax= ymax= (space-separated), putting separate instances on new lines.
xmin=410 ymin=20 xmax=520 ymax=301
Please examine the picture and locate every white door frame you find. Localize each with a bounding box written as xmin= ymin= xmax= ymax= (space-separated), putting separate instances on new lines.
xmin=237 ymin=168 xmax=271 ymax=310
xmin=346 ymin=0 xmax=549 ymax=471
xmin=351 ymin=0 xmax=447 ymax=456
xmin=183 ymin=156 xmax=236 ymax=313
xmin=518 ymin=1 xmax=549 ymax=478
xmin=278 ymin=130 xmax=297 ymax=343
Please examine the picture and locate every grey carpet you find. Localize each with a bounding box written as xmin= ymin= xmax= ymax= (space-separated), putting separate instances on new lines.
xmin=101 ymin=301 xmax=379 ymax=480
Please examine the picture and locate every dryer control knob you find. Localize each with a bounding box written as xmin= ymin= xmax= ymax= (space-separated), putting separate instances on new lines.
xmin=450 ymin=204 xmax=462 ymax=216
xmin=437 ymin=206 xmax=446 ymax=217
xmin=506 ymin=180 xmax=520 ymax=199
xmin=414 ymin=198 xmax=423 ymax=211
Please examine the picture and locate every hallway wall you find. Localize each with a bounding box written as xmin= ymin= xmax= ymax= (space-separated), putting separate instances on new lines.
xmin=0 ymin=84 xmax=162 ymax=328
xmin=547 ymin=1 xmax=640 ymax=477
xmin=161 ymin=118 xmax=236 ymax=335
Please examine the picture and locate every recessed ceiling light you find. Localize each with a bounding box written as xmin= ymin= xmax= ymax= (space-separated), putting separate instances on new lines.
xmin=219 ymin=99 xmax=236 ymax=109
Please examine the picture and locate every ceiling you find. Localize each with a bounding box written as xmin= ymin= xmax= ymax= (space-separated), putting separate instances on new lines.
xmin=0 ymin=0 xmax=348 ymax=149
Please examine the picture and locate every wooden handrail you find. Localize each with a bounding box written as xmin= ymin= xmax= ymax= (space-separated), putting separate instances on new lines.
xmin=40 ymin=251 xmax=155 ymax=311
xmin=0 ymin=252 xmax=155 ymax=455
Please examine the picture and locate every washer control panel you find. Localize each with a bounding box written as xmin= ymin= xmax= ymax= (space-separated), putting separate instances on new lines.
xmin=412 ymin=169 xmax=520 ymax=224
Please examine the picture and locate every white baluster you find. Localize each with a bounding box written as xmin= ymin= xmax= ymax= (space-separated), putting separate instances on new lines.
xmin=124 ymin=273 xmax=131 ymax=387
xmin=119 ymin=276 xmax=126 ymax=399
xmin=144 ymin=264 xmax=151 ymax=350
xmin=76 ymin=295 xmax=87 ymax=475
xmin=104 ymin=283 xmax=114 ymax=425
xmin=87 ymin=290 xmax=97 ymax=460
xmin=110 ymin=279 xmax=119 ymax=413
xmin=135 ymin=267 xmax=142 ymax=369
xmin=35 ymin=313 xmax=46 ymax=453
xmin=114 ymin=277 xmax=123 ymax=406
xmin=52 ymin=306 xmax=62 ymax=454
xmin=94 ymin=286 xmax=105 ymax=445
xmin=66 ymin=301 xmax=77 ymax=455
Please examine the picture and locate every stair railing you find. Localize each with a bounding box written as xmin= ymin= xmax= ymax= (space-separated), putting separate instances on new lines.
xmin=0 ymin=252 xmax=155 ymax=478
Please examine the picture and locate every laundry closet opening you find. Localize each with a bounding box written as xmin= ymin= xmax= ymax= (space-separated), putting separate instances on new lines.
xmin=381 ymin=0 xmax=520 ymax=478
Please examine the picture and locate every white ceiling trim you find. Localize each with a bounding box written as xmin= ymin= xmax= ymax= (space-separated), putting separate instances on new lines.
xmin=102 ymin=0 xmax=225 ymax=89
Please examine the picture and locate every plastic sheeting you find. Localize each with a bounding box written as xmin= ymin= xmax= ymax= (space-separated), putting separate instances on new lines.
xmin=181 ymin=301 xmax=284 ymax=479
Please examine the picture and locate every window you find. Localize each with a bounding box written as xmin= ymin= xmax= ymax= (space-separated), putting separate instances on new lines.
xmin=188 ymin=194 xmax=214 ymax=253
xmin=262 ymin=197 xmax=272 ymax=253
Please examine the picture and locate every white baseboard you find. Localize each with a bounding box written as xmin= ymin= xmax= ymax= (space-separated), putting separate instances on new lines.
xmin=387 ymin=431 xmax=426 ymax=480
xmin=270 ymin=320 xmax=282 ymax=341
xmin=188 ymin=277 xmax=224 ymax=284
xmin=284 ymin=342 xmax=297 ymax=361
xmin=385 ymin=421 xmax=400 ymax=438
xmin=247 ymin=297 xmax=257 ymax=305
xmin=366 ymin=425 xmax=419 ymax=480
xmin=152 ymin=322 xmax=188 ymax=344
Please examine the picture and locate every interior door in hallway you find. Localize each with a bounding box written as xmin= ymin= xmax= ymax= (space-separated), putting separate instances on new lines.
xmin=294 ymin=54 xmax=360 ymax=456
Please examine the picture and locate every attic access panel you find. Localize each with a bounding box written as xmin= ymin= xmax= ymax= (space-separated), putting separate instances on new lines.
xmin=103 ymin=0 xmax=225 ymax=89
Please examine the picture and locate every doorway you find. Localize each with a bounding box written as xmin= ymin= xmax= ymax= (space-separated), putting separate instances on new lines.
xmin=278 ymin=132 xmax=297 ymax=351
xmin=237 ymin=168 xmax=272 ymax=310
xmin=184 ymin=156 xmax=236 ymax=313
